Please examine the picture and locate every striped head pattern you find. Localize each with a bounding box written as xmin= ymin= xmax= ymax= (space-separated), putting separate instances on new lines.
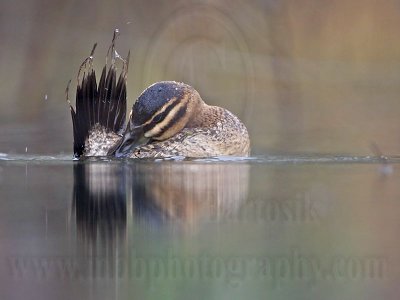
xmin=110 ymin=81 xmax=203 ymax=157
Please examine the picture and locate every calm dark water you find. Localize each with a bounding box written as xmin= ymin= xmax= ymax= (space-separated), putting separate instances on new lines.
xmin=0 ymin=155 xmax=399 ymax=299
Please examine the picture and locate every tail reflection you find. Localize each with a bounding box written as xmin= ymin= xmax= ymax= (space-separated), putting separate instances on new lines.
xmin=72 ymin=162 xmax=127 ymax=245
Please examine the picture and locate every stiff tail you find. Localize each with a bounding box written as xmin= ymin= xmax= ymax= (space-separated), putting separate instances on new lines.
xmin=68 ymin=33 xmax=129 ymax=158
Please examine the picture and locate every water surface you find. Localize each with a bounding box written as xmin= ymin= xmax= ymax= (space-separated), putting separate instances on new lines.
xmin=0 ymin=155 xmax=399 ymax=299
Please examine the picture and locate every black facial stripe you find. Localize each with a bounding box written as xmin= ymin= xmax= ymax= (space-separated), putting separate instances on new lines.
xmin=152 ymin=104 xmax=187 ymax=138
xmin=142 ymin=97 xmax=182 ymax=133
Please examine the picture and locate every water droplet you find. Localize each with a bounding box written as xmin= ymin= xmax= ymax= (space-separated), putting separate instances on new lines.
xmin=378 ymin=164 xmax=394 ymax=176
xmin=25 ymin=147 xmax=28 ymax=153
xmin=44 ymin=94 xmax=48 ymax=101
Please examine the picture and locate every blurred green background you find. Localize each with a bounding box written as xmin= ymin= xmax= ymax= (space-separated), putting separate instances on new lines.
xmin=1 ymin=0 xmax=400 ymax=155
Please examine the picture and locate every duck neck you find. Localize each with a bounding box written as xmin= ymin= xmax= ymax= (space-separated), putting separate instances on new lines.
xmin=187 ymin=102 xmax=220 ymax=128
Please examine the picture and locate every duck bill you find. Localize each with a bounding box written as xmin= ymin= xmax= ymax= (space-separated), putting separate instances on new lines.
xmin=108 ymin=125 xmax=149 ymax=158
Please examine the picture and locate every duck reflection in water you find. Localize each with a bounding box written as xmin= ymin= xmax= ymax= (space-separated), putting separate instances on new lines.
xmin=72 ymin=161 xmax=249 ymax=279
xmin=72 ymin=160 xmax=250 ymax=239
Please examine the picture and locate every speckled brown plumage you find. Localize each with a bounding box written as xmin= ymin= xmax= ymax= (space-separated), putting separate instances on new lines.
xmin=85 ymin=124 xmax=121 ymax=156
xmin=130 ymin=106 xmax=250 ymax=158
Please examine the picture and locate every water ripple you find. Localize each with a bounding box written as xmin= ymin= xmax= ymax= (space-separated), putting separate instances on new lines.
xmin=0 ymin=153 xmax=399 ymax=165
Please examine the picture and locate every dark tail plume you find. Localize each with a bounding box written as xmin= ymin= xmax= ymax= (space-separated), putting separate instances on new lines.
xmin=68 ymin=32 xmax=128 ymax=158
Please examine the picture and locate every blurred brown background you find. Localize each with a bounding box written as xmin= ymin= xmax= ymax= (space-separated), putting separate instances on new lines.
xmin=1 ymin=0 xmax=400 ymax=155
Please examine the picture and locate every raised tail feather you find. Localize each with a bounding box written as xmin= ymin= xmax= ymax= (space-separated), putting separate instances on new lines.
xmin=69 ymin=41 xmax=129 ymax=158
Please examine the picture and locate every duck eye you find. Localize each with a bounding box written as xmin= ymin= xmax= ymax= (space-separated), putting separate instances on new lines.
xmin=153 ymin=113 xmax=164 ymax=123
